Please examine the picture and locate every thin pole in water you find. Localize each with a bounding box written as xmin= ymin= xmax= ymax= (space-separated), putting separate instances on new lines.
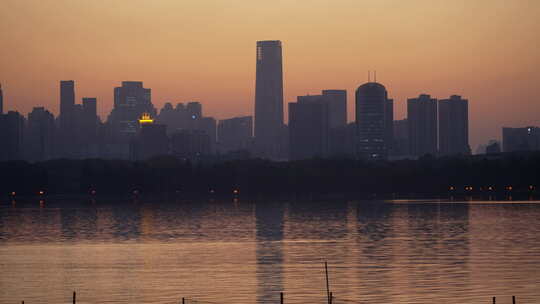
xmin=182 ymin=297 xmax=185 ymax=304
xmin=513 ymin=296 xmax=516 ymax=304
xmin=325 ymin=261 xmax=331 ymax=304
xmin=493 ymin=296 xmax=496 ymax=304
xmin=280 ymin=292 xmax=284 ymax=304
xmin=73 ymin=291 xmax=76 ymax=304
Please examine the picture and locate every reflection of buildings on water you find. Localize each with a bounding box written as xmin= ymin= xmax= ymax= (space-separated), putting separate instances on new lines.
xmin=404 ymin=202 xmax=471 ymax=296
xmin=354 ymin=202 xmax=395 ymax=303
xmin=255 ymin=202 xmax=285 ymax=304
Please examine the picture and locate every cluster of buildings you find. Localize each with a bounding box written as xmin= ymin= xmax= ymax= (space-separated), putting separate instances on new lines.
xmin=0 ymin=40 xmax=538 ymax=163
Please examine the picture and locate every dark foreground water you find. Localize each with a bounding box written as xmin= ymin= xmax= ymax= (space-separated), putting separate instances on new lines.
xmin=1 ymin=198 xmax=539 ymax=304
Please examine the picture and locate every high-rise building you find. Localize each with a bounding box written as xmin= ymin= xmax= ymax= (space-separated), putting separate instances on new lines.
xmin=198 ymin=117 xmax=217 ymax=152
xmin=438 ymin=95 xmax=470 ymax=155
xmin=108 ymin=81 xmax=155 ymax=134
xmin=26 ymin=107 xmax=56 ymax=161
xmin=289 ymin=95 xmax=329 ymax=160
xmin=392 ymin=119 xmax=409 ymax=157
xmin=407 ymin=94 xmax=438 ymax=157
xmin=217 ymin=116 xmax=253 ymax=153
xmin=0 ymin=111 xmax=25 ymax=161
xmin=321 ymin=90 xmax=347 ymax=128
xmin=186 ymin=102 xmax=202 ymax=120
xmin=132 ymin=122 xmax=168 ymax=160
xmin=502 ymin=126 xmax=540 ymax=152
xmin=60 ymin=80 xmax=75 ymax=130
xmin=355 ymin=82 xmax=393 ymax=160
xmin=254 ymin=40 xmax=284 ymax=159
xmin=81 ymin=98 xmax=99 ymax=157
xmin=170 ymin=130 xmax=210 ymax=159
xmin=0 ymin=83 xmax=3 ymax=114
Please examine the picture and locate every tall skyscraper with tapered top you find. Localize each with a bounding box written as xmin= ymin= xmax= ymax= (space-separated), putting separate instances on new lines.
xmin=254 ymin=40 xmax=284 ymax=159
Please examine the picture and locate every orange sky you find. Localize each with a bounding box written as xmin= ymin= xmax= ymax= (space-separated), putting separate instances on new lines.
xmin=1 ymin=0 xmax=539 ymax=149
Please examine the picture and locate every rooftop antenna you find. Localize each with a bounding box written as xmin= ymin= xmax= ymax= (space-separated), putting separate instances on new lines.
xmin=368 ymin=70 xmax=371 ymax=82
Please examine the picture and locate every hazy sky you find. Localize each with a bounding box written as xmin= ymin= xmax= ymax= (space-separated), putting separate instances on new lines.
xmin=1 ymin=0 xmax=539 ymax=149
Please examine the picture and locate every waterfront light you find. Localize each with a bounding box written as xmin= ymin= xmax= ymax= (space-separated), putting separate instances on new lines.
xmin=10 ymin=191 xmax=16 ymax=196
xmin=449 ymin=186 xmax=455 ymax=191
xmin=506 ymin=186 xmax=513 ymax=191
xmin=529 ymin=185 xmax=535 ymax=190
xmin=38 ymin=190 xmax=45 ymax=195
xmin=233 ymin=189 xmax=239 ymax=194
xmin=90 ymin=189 xmax=96 ymax=195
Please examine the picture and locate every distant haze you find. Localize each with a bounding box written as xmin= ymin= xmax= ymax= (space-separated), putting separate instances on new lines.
xmin=1 ymin=0 xmax=539 ymax=149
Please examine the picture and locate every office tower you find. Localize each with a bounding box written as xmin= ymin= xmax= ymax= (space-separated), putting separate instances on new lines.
xmin=0 ymin=111 xmax=25 ymax=161
xmin=321 ymin=90 xmax=347 ymax=128
xmin=438 ymin=95 xmax=470 ymax=155
xmin=186 ymin=102 xmax=202 ymax=120
xmin=218 ymin=116 xmax=253 ymax=153
xmin=132 ymin=122 xmax=168 ymax=160
xmin=254 ymin=40 xmax=284 ymax=159
xmin=329 ymin=122 xmax=356 ymax=157
xmin=82 ymin=98 xmax=97 ymax=134
xmin=502 ymin=126 xmax=540 ymax=152
xmin=198 ymin=117 xmax=217 ymax=152
xmin=109 ymin=81 xmax=155 ymax=134
xmin=170 ymin=130 xmax=210 ymax=159
xmin=81 ymin=98 xmax=98 ymax=157
xmin=407 ymin=94 xmax=438 ymax=157
xmin=26 ymin=107 xmax=56 ymax=161
xmin=385 ymin=98 xmax=394 ymax=153
xmin=288 ymin=95 xmax=329 ymax=160
xmin=59 ymin=80 xmax=75 ymax=130
xmin=355 ymin=82 xmax=393 ymax=160
xmin=393 ymin=119 xmax=409 ymax=157
xmin=0 ymin=83 xmax=3 ymax=114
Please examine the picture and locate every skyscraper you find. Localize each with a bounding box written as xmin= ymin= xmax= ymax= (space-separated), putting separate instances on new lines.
xmin=502 ymin=126 xmax=540 ymax=152
xmin=218 ymin=116 xmax=253 ymax=153
xmin=438 ymin=95 xmax=470 ymax=155
xmin=60 ymin=80 xmax=75 ymax=130
xmin=0 ymin=111 xmax=25 ymax=161
xmin=254 ymin=40 xmax=284 ymax=159
xmin=289 ymin=95 xmax=330 ymax=160
xmin=355 ymin=82 xmax=393 ymax=160
xmin=26 ymin=107 xmax=56 ymax=161
xmin=407 ymin=94 xmax=438 ymax=157
xmin=0 ymin=83 xmax=3 ymax=114
xmin=393 ymin=119 xmax=409 ymax=157
xmin=321 ymin=90 xmax=347 ymax=128
xmin=108 ymin=81 xmax=155 ymax=134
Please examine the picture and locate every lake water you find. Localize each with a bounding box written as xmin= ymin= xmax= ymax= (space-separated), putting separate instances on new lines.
xmin=1 ymin=198 xmax=539 ymax=304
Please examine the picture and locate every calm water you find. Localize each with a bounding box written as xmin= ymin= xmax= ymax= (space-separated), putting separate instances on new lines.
xmin=1 ymin=198 xmax=539 ymax=304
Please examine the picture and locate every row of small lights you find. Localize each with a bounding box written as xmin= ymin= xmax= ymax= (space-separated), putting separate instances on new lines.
xmin=9 ymin=186 xmax=536 ymax=197
xmin=449 ymin=185 xmax=535 ymax=191
xmin=8 ymin=188 xmax=241 ymax=197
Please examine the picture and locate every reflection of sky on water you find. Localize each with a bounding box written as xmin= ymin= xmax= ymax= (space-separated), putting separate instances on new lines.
xmin=0 ymin=199 xmax=539 ymax=303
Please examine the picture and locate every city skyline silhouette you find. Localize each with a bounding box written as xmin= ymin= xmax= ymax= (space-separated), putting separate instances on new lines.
xmin=1 ymin=1 xmax=539 ymax=150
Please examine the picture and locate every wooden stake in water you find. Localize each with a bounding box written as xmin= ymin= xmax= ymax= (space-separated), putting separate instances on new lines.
xmin=493 ymin=296 xmax=496 ymax=304
xmin=280 ymin=292 xmax=284 ymax=304
xmin=73 ymin=291 xmax=76 ymax=304
xmin=325 ymin=261 xmax=331 ymax=304
xmin=513 ymin=296 xmax=516 ymax=304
